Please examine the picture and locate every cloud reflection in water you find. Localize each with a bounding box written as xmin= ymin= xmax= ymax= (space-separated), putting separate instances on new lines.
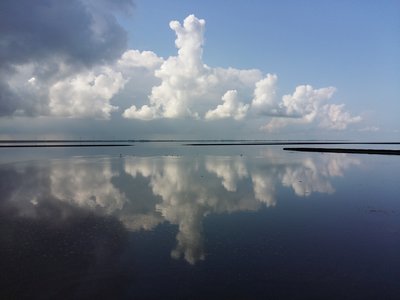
xmin=0 ymin=151 xmax=360 ymax=265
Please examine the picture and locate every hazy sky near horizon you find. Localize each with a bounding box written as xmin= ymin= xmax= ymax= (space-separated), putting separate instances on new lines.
xmin=0 ymin=0 xmax=399 ymax=140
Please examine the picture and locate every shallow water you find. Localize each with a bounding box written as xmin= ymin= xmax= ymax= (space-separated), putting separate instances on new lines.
xmin=1 ymin=144 xmax=399 ymax=299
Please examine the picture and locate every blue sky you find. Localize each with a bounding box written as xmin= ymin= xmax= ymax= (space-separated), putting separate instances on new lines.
xmin=126 ymin=0 xmax=399 ymax=123
xmin=0 ymin=0 xmax=399 ymax=140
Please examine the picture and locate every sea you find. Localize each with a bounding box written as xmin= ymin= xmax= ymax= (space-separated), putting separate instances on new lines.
xmin=1 ymin=141 xmax=399 ymax=299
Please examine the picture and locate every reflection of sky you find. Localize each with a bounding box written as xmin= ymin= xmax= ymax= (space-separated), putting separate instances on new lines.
xmin=0 ymin=149 xmax=360 ymax=265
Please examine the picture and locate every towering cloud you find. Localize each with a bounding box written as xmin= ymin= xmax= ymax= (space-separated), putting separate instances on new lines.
xmin=123 ymin=15 xmax=262 ymax=120
xmin=122 ymin=14 xmax=361 ymax=131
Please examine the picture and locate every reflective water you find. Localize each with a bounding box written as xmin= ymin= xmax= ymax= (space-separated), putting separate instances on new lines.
xmin=1 ymin=144 xmax=399 ymax=299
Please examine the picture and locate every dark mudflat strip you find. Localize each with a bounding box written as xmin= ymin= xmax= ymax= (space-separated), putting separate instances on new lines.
xmin=0 ymin=144 xmax=133 ymax=148
xmin=283 ymin=147 xmax=400 ymax=155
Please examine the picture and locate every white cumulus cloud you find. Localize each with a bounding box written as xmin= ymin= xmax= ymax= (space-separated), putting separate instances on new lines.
xmin=118 ymin=49 xmax=163 ymax=70
xmin=122 ymin=14 xmax=361 ymax=132
xmin=205 ymin=90 xmax=249 ymax=120
xmin=261 ymin=85 xmax=361 ymax=131
xmin=251 ymin=73 xmax=279 ymax=115
xmin=319 ymin=104 xmax=362 ymax=130
xmin=1 ymin=10 xmax=362 ymax=133
xmin=49 ymin=66 xmax=125 ymax=119
xmin=122 ymin=14 xmax=263 ymax=121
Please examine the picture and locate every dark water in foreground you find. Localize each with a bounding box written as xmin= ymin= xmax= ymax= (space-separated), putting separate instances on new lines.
xmin=1 ymin=144 xmax=399 ymax=299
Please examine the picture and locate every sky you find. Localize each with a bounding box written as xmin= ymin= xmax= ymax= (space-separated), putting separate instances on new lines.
xmin=0 ymin=0 xmax=399 ymax=140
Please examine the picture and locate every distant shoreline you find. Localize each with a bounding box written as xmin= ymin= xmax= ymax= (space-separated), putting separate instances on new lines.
xmin=283 ymin=147 xmax=400 ymax=155
xmin=0 ymin=144 xmax=133 ymax=148
xmin=1 ymin=140 xmax=399 ymax=145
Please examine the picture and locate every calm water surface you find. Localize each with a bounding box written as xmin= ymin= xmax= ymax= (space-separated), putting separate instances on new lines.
xmin=1 ymin=144 xmax=399 ymax=299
